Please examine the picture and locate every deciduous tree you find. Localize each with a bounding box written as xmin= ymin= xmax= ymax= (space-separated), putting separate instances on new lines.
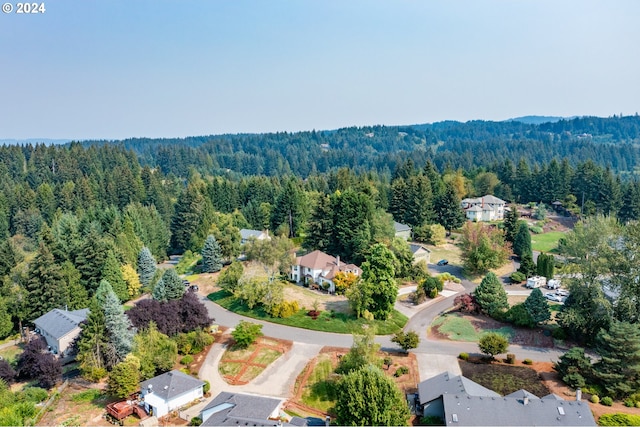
xmin=231 ymin=321 xmax=263 ymax=349
xmin=460 ymin=222 xmax=510 ymax=274
xmin=478 ymin=332 xmax=509 ymax=359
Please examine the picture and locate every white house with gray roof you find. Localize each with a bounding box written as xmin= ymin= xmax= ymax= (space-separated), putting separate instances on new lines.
xmin=461 ymin=195 xmax=506 ymax=222
xmin=240 ymin=229 xmax=271 ymax=245
xmin=417 ymin=372 xmax=596 ymax=426
xmin=140 ymin=370 xmax=205 ymax=418
xmin=200 ymin=391 xmax=307 ymax=426
xmin=394 ymin=221 xmax=412 ymax=240
xmin=32 ymin=308 xmax=89 ymax=356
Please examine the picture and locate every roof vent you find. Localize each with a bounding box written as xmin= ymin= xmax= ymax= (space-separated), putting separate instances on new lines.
xmin=558 ymin=407 xmax=565 ymax=415
xmin=164 ymin=385 xmax=169 ymax=390
xmin=524 ymin=397 xmax=529 ymax=405
xmin=452 ymin=414 xmax=458 ymax=423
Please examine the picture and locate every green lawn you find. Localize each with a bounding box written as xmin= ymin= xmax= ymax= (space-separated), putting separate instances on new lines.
xmin=208 ymin=291 xmax=407 ymax=335
xmin=0 ymin=344 xmax=23 ymax=366
xmin=301 ymin=355 xmax=336 ymax=413
xmin=531 ymin=231 xmax=565 ymax=253
xmin=431 ymin=314 xmax=515 ymax=342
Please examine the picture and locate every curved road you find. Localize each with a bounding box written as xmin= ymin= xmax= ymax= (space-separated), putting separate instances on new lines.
xmin=198 ymin=261 xmax=564 ymax=363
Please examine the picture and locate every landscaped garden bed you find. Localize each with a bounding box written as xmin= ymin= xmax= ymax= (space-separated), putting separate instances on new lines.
xmin=459 ymin=359 xmax=550 ymax=397
xmin=218 ymin=335 xmax=292 ymax=385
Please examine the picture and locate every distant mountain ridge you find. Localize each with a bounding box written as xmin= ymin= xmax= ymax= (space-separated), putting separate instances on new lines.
xmin=0 ymin=138 xmax=71 ymax=146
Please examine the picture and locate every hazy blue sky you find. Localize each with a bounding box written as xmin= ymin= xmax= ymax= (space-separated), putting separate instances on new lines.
xmin=1 ymin=0 xmax=638 ymax=140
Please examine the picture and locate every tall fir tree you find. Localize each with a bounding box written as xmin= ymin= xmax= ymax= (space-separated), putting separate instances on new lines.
xmin=435 ymin=183 xmax=466 ymax=233
xmin=303 ymin=194 xmax=333 ymax=252
xmin=170 ymin=182 xmax=206 ymax=253
xmin=137 ymin=246 xmax=156 ymax=289
xmin=473 ymin=272 xmax=508 ymax=317
xmin=75 ymin=223 xmax=111 ymax=294
xmin=152 ymin=277 xmax=167 ymax=302
xmin=593 ymin=321 xmax=640 ymax=398
xmin=26 ymin=240 xmax=65 ymax=320
xmin=201 ymin=235 xmax=223 ymax=273
xmin=102 ymin=251 xmax=128 ymax=302
xmin=503 ymin=205 xmax=519 ymax=244
xmin=536 ymin=253 xmax=555 ymax=279
xmin=60 ymin=260 xmax=89 ymax=310
xmin=524 ymin=288 xmax=551 ymax=325
xmin=76 ymin=297 xmax=108 ymax=381
xmin=513 ymin=221 xmax=532 ymax=259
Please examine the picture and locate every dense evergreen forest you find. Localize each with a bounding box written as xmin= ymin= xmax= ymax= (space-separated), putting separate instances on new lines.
xmin=1 ymin=114 xmax=640 ymax=342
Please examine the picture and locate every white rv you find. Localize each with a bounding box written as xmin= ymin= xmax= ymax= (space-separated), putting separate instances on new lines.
xmin=547 ymin=279 xmax=561 ymax=289
xmin=526 ymin=276 xmax=547 ymax=289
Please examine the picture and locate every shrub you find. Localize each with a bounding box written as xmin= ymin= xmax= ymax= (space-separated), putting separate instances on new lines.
xmin=268 ymin=300 xmax=300 ymax=318
xmin=180 ymin=355 xmax=194 ymax=365
xmin=231 ymin=321 xmax=263 ymax=349
xmin=394 ymin=366 xmax=409 ymax=377
xmin=510 ymin=272 xmax=526 ymax=283
xmin=598 ymin=414 xmax=640 ymax=426
xmin=412 ymin=286 xmax=427 ymax=305
xmin=551 ymin=327 xmax=567 ymax=340
xmin=203 ymin=380 xmax=210 ymax=394
xmin=506 ymin=354 xmax=515 ymax=364
xmin=459 ymin=352 xmax=469 ymax=361
xmin=428 ymin=288 xmax=438 ymax=298
xmin=420 ymin=415 xmax=444 ymax=426
xmin=189 ymin=417 xmax=203 ymax=426
xmin=590 ymin=395 xmax=599 ymax=404
xmin=523 ymin=359 xmax=533 ymax=365
xmin=529 ymin=226 xmax=543 ymax=234
xmin=624 ymin=398 xmax=635 ymax=407
xmin=601 ymin=396 xmax=613 ymax=406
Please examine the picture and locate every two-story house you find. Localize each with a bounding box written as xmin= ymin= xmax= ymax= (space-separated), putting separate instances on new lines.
xmin=461 ymin=195 xmax=506 ymax=222
xmin=290 ymin=250 xmax=361 ymax=293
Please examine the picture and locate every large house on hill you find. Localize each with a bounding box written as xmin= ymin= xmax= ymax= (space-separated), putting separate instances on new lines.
xmin=461 ymin=195 xmax=506 ymax=222
xmin=290 ymin=250 xmax=361 ymax=293
xmin=416 ymin=372 xmax=595 ymax=426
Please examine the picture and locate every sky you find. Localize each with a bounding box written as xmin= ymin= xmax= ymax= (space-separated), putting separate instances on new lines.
xmin=1 ymin=0 xmax=639 ymax=140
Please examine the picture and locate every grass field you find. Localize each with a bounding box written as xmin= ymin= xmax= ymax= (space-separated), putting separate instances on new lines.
xmin=431 ymin=314 xmax=515 ymax=342
xmin=531 ymin=231 xmax=565 ymax=253
xmin=208 ymin=290 xmax=407 ymax=335
xmin=0 ymin=344 xmax=23 ymax=365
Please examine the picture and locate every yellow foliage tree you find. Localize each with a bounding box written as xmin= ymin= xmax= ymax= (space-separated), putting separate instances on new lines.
xmin=333 ymin=271 xmax=359 ymax=295
xmin=121 ymin=264 xmax=141 ymax=299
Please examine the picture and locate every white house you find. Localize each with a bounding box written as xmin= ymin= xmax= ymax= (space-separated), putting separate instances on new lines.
xmin=409 ymin=243 xmax=431 ymax=265
xmin=239 ymin=229 xmax=270 ymax=245
xmin=461 ymin=195 xmax=506 ymax=222
xmin=140 ymin=370 xmax=205 ymax=418
xmin=394 ymin=221 xmax=412 ymax=240
xmin=32 ymin=308 xmax=89 ymax=356
xmin=290 ymin=250 xmax=361 ymax=293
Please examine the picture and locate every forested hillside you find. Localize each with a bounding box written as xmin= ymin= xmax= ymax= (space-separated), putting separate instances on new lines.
xmin=1 ymin=115 xmax=640 ymax=344
xmin=81 ymin=115 xmax=640 ymax=178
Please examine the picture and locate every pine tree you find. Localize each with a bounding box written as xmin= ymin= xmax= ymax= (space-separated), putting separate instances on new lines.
xmin=473 ymin=272 xmax=508 ymax=317
xmin=60 ymin=260 xmax=89 ymax=310
xmin=513 ymin=221 xmax=532 ymax=259
xmin=102 ymin=287 xmax=135 ymax=364
xmin=303 ymin=195 xmax=333 ymax=252
xmin=76 ymin=298 xmax=108 ymax=381
xmin=524 ymin=288 xmax=551 ymax=325
xmin=503 ymin=205 xmax=519 ymax=244
xmin=75 ymin=223 xmax=111 ymax=294
xmin=170 ymin=183 xmax=207 ymax=253
xmin=102 ymin=251 xmax=128 ymax=302
xmin=152 ymin=277 xmax=167 ymax=302
xmin=160 ymin=269 xmax=184 ymax=301
xmin=201 ymin=235 xmax=223 ymax=273
xmin=593 ymin=321 xmax=640 ymax=398
xmin=517 ymin=252 xmax=537 ymax=277
xmin=536 ymin=253 xmax=555 ymax=279
xmin=137 ymin=247 xmax=156 ymax=289
xmin=435 ymin=183 xmax=466 ymax=233
xmin=26 ymin=241 xmax=65 ymax=320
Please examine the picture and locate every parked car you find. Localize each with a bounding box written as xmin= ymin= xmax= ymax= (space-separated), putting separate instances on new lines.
xmin=183 ymin=279 xmax=190 ymax=287
xmin=556 ymin=289 xmax=569 ymax=297
xmin=189 ymin=284 xmax=199 ymax=292
xmin=544 ymin=292 xmax=563 ymax=302
xmin=437 ymin=259 xmax=449 ymax=266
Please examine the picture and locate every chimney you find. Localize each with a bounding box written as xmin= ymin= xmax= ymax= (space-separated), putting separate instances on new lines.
xmin=325 ymin=415 xmax=331 ymax=427
xmin=576 ymin=388 xmax=582 ymax=401
xmin=147 ymin=384 xmax=153 ymax=394
xmin=524 ymin=397 xmax=529 ymax=405
xmin=336 ymin=256 xmax=340 ymax=269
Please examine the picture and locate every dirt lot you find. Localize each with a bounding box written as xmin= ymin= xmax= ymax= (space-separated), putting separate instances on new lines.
xmin=285 ymin=347 xmax=419 ymax=418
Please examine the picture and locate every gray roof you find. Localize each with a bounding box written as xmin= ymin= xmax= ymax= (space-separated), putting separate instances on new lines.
xmin=201 ymin=392 xmax=304 ymax=426
xmin=505 ymin=389 xmax=540 ymax=400
xmin=417 ymin=372 xmax=499 ymax=405
xmin=32 ymin=308 xmax=89 ymax=340
xmin=542 ymin=393 xmax=565 ymax=401
xmin=240 ymin=229 xmax=266 ymax=240
xmin=140 ymin=370 xmax=204 ymax=402
xmin=409 ymin=243 xmax=431 ymax=254
xmin=393 ymin=221 xmax=411 ymax=232
xmin=442 ymin=394 xmax=596 ymax=426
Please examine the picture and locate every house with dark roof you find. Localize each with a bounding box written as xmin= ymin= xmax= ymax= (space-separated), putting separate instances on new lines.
xmin=461 ymin=195 xmax=506 ymax=222
xmin=290 ymin=250 xmax=361 ymax=293
xmin=200 ymin=391 xmax=307 ymax=426
xmin=240 ymin=229 xmax=271 ymax=245
xmin=32 ymin=308 xmax=89 ymax=356
xmin=394 ymin=221 xmax=412 ymax=240
xmin=140 ymin=370 xmax=205 ymax=418
xmin=417 ymin=372 xmax=596 ymax=426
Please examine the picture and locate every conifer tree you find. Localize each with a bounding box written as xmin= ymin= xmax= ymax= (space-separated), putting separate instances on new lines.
xmin=435 ymin=183 xmax=466 ymax=233
xmin=170 ymin=183 xmax=207 ymax=253
xmin=75 ymin=223 xmax=111 ymax=294
xmin=102 ymin=251 xmax=128 ymax=302
xmin=517 ymin=252 xmax=537 ymax=277
xmin=161 ymin=269 xmax=185 ymax=301
xmin=201 ymin=235 xmax=223 ymax=273
xmin=536 ymin=253 xmax=555 ymax=279
xmin=26 ymin=240 xmax=65 ymax=320
xmin=503 ymin=205 xmax=519 ymax=244
xmin=137 ymin=246 xmax=156 ymax=289
xmin=513 ymin=221 xmax=532 ymax=259
xmin=102 ymin=287 xmax=135 ymax=364
xmin=593 ymin=321 xmax=640 ymax=398
xmin=524 ymin=288 xmax=551 ymax=325
xmin=60 ymin=260 xmax=89 ymax=310
xmin=152 ymin=277 xmax=167 ymax=302
xmin=76 ymin=298 xmax=108 ymax=381
xmin=473 ymin=272 xmax=508 ymax=317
